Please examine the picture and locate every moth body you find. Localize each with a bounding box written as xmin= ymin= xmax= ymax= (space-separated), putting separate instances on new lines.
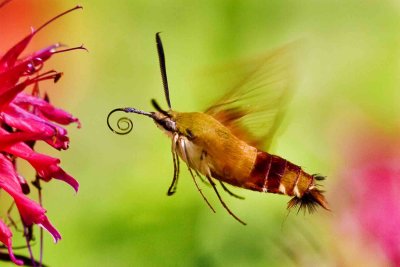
xmin=107 ymin=33 xmax=330 ymax=224
xmin=155 ymin=110 xmax=329 ymax=212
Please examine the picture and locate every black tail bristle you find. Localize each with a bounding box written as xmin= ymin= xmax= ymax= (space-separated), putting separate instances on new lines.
xmin=287 ymin=194 xmax=319 ymax=214
xmin=287 ymin=188 xmax=330 ymax=214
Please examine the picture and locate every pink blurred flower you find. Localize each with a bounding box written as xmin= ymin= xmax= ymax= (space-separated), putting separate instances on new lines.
xmin=0 ymin=3 xmax=83 ymax=265
xmin=336 ymin=123 xmax=400 ymax=265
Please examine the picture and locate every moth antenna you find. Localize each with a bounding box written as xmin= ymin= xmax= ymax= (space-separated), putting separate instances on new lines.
xmin=151 ymin=99 xmax=169 ymax=116
xmin=219 ymin=181 xmax=245 ymax=200
xmin=155 ymin=32 xmax=172 ymax=109
xmin=205 ymin=175 xmax=247 ymax=225
xmin=107 ymin=107 xmax=153 ymax=135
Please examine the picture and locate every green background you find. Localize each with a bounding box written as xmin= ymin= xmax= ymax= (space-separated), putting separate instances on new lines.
xmin=3 ymin=0 xmax=400 ymax=266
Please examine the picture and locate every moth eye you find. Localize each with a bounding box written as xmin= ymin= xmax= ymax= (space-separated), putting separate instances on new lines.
xmin=166 ymin=120 xmax=176 ymax=131
xmin=159 ymin=119 xmax=176 ymax=132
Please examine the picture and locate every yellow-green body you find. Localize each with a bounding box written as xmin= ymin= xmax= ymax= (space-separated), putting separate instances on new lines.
xmin=153 ymin=110 xmax=329 ymax=212
xmin=167 ymin=111 xmax=257 ymax=187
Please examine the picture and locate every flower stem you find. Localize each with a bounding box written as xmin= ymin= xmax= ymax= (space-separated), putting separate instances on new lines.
xmin=33 ymin=175 xmax=43 ymax=267
xmin=38 ymin=184 xmax=43 ymax=267
xmin=23 ymin=223 xmax=36 ymax=267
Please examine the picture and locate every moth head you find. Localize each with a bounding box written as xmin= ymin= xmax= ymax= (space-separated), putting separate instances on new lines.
xmin=151 ymin=99 xmax=176 ymax=133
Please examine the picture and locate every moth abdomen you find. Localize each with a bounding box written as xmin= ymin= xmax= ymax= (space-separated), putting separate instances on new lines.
xmin=246 ymin=151 xmax=330 ymax=212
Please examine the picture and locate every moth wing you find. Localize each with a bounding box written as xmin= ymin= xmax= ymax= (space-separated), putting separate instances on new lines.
xmin=204 ymin=44 xmax=295 ymax=149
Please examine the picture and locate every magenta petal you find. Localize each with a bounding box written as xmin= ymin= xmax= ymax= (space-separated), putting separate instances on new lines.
xmin=0 ymin=43 xmax=58 ymax=85
xmin=53 ymin=168 xmax=79 ymax=192
xmin=14 ymin=93 xmax=80 ymax=126
xmin=42 ymin=108 xmax=81 ymax=128
xmin=7 ymin=245 xmax=24 ymax=266
xmin=17 ymin=201 xmax=61 ymax=243
xmin=4 ymin=142 xmax=78 ymax=190
xmin=2 ymin=103 xmax=66 ymax=136
xmin=4 ymin=185 xmax=62 ymax=243
xmin=0 ymin=79 xmax=31 ymax=111
xmin=1 ymin=103 xmax=72 ymax=150
xmin=0 ymin=129 xmax=47 ymax=150
xmin=4 ymin=141 xmax=59 ymax=174
xmin=38 ymin=217 xmax=62 ymax=243
xmin=0 ymin=34 xmax=33 ymax=72
xmin=0 ymin=44 xmax=59 ymax=87
xmin=25 ymin=43 xmax=59 ymax=64
xmin=45 ymin=134 xmax=70 ymax=150
xmin=5 ymin=186 xmax=45 ymax=226
xmin=0 ymin=220 xmax=23 ymax=266
xmin=0 ymin=154 xmax=23 ymax=191
xmin=0 ymin=70 xmax=61 ymax=111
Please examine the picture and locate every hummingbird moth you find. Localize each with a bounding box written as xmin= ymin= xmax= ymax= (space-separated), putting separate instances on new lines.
xmin=107 ymin=33 xmax=330 ymax=225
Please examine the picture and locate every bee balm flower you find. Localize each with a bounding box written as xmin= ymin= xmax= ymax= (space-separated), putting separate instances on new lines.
xmin=0 ymin=3 xmax=83 ymax=265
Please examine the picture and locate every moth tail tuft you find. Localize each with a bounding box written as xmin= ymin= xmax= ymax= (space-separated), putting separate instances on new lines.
xmin=287 ymin=188 xmax=330 ymax=213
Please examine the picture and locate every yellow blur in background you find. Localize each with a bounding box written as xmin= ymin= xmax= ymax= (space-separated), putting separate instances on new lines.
xmin=3 ymin=0 xmax=400 ymax=266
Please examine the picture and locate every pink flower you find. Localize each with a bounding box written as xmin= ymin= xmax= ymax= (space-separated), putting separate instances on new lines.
xmin=0 ymin=154 xmax=61 ymax=240
xmin=0 ymin=219 xmax=23 ymax=266
xmin=0 ymin=3 xmax=83 ymax=265
xmin=335 ymin=122 xmax=400 ymax=265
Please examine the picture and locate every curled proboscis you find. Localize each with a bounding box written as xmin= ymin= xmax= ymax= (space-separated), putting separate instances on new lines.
xmin=107 ymin=108 xmax=133 ymax=135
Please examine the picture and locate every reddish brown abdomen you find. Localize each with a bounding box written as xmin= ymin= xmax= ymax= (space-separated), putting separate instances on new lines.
xmin=244 ymin=151 xmax=303 ymax=195
xmin=244 ymin=150 xmax=330 ymax=211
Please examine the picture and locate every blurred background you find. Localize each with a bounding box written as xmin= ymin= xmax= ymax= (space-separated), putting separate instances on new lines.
xmin=1 ymin=0 xmax=400 ymax=266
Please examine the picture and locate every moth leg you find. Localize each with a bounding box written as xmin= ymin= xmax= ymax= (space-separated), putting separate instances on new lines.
xmin=167 ymin=135 xmax=180 ymax=195
xmin=219 ymin=181 xmax=245 ymax=200
xmin=167 ymin=134 xmax=181 ymax=195
xmin=205 ymin=175 xmax=247 ymax=225
xmin=178 ymin=136 xmax=215 ymax=213
xmin=167 ymin=150 xmax=180 ymax=196
xmin=195 ymin=151 xmax=212 ymax=187
xmin=193 ymin=169 xmax=211 ymax=187
xmin=187 ymin=167 xmax=215 ymax=213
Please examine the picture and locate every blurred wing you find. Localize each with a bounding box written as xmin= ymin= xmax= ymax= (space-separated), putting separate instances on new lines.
xmin=205 ymin=44 xmax=295 ymax=149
